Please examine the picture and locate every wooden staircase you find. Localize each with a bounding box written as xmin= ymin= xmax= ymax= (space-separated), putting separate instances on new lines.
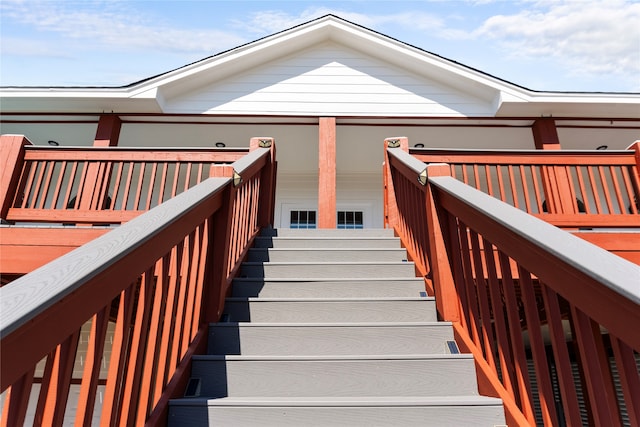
xmin=168 ymin=229 xmax=506 ymax=426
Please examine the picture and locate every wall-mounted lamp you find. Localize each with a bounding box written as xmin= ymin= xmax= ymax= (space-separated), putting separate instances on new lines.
xmin=215 ymin=142 xmax=226 ymax=147
xmin=48 ymin=140 xmax=59 ymax=146
xmin=414 ymin=143 xmax=425 ymax=148
xmin=596 ymin=145 xmax=608 ymax=150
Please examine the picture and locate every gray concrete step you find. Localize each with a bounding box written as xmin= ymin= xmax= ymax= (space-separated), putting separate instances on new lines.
xmin=230 ymin=278 xmax=426 ymax=298
xmin=239 ymin=261 xmax=416 ymax=279
xmin=246 ymin=248 xmax=408 ymax=262
xmin=168 ymin=228 xmax=505 ymax=426
xmin=252 ymin=237 xmax=401 ymax=249
xmin=189 ymin=354 xmax=481 ymax=398
xmin=208 ymin=322 xmax=454 ymax=356
xmin=222 ymin=297 xmax=437 ymax=323
xmin=168 ymin=396 xmax=506 ymax=427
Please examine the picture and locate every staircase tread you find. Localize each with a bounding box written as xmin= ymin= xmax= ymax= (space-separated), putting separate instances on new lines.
xmin=171 ymin=396 xmax=504 ymax=406
xmin=241 ymin=261 xmax=414 ymax=265
xmin=254 ymin=236 xmax=398 ymax=239
xmin=210 ymin=321 xmax=451 ymax=327
xmin=232 ymin=277 xmax=424 ymax=282
xmin=191 ymin=354 xmax=473 ymax=361
xmin=225 ymin=296 xmax=434 ymax=302
xmin=249 ymin=247 xmax=406 ymax=251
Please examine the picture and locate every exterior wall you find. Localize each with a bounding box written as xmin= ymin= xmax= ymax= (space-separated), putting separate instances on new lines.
xmin=274 ymin=172 xmax=383 ymax=228
xmin=164 ymin=42 xmax=495 ymax=117
xmin=558 ymin=127 xmax=640 ymax=150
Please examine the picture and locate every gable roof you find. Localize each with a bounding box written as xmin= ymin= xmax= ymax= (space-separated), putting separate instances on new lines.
xmin=1 ymin=15 xmax=638 ymax=118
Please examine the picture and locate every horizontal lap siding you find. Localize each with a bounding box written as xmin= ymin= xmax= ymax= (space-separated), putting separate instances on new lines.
xmin=166 ymin=43 xmax=493 ymax=116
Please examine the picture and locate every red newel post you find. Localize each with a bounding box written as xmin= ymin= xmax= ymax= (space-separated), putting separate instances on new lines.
xmin=0 ymin=135 xmax=32 ymax=221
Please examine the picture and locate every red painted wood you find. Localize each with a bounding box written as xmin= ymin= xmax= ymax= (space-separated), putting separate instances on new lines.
xmin=468 ymin=230 xmax=498 ymax=372
xmin=0 ymin=135 xmax=32 ymax=218
xmin=0 ymin=369 xmax=34 ymax=427
xmin=101 ymin=286 xmax=136 ymax=426
xmin=93 ymin=115 xmax=122 ymax=147
xmin=436 ymin=189 xmax=640 ymax=351
xmin=250 ymin=137 xmax=277 ymax=227
xmin=456 ymin=221 xmax=483 ymax=349
xmin=571 ymin=305 xmax=621 ymax=426
xmin=75 ymin=309 xmax=109 ymax=426
xmin=318 ymin=117 xmax=336 ymax=228
xmin=1 ymin=141 xmax=276 ymax=426
xmin=144 ymin=329 xmax=207 ymax=427
xmin=452 ymin=323 xmax=531 ymax=427
xmin=37 ymin=331 xmax=80 ymax=427
xmin=424 ymin=164 xmax=459 ymax=321
xmin=518 ymin=268 xmax=558 ymax=426
xmin=481 ymin=237 xmax=517 ymax=401
xmin=532 ymin=118 xmax=562 ymax=150
xmin=498 ymin=252 xmax=536 ymax=423
xmin=540 ymin=285 xmax=583 ymax=426
xmin=610 ymin=335 xmax=640 ymax=426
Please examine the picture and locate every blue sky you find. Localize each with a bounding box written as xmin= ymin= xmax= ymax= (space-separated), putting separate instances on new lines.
xmin=1 ymin=0 xmax=639 ymax=92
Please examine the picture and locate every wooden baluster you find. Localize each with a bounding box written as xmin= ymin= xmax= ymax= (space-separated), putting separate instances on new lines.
xmin=0 ymin=368 xmax=35 ymax=427
xmin=540 ymin=285 xmax=583 ymax=425
xmin=571 ymin=305 xmax=621 ymax=426
xmin=75 ymin=309 xmax=110 ymax=427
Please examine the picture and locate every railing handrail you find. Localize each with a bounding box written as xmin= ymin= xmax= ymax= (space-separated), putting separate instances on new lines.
xmin=386 ymin=143 xmax=640 ymax=425
xmin=0 ymin=176 xmax=230 ymax=388
xmin=1 ymin=138 xmax=277 ymax=425
xmin=430 ymin=175 xmax=640 ymax=344
xmin=410 ymin=147 xmax=637 ymax=165
xmin=22 ymin=145 xmax=249 ymax=162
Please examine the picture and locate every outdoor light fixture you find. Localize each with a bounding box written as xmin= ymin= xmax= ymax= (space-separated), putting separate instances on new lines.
xmin=414 ymin=143 xmax=425 ymax=148
xmin=48 ymin=140 xmax=59 ymax=146
xmin=215 ymin=142 xmax=226 ymax=147
xmin=596 ymin=145 xmax=608 ymax=150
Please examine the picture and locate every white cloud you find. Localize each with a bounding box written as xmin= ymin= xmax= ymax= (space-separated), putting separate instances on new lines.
xmin=473 ymin=0 xmax=640 ymax=84
xmin=234 ymin=7 xmax=445 ymax=37
xmin=0 ymin=0 xmax=246 ymax=56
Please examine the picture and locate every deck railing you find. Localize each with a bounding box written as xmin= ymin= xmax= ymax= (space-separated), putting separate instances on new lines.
xmin=0 ymin=137 xmax=276 ymax=426
xmin=384 ymin=138 xmax=640 ymax=426
xmin=409 ymin=145 xmax=640 ymax=228
xmin=1 ymin=135 xmax=250 ymax=225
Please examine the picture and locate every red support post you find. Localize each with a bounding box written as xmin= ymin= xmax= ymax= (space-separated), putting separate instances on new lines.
xmin=0 ymin=135 xmax=32 ymax=220
xmin=78 ymin=115 xmax=122 ymax=212
xmin=318 ymin=117 xmax=336 ymax=228
xmin=628 ymin=140 xmax=640 ymax=182
xmin=423 ymin=163 xmax=460 ymax=322
xmin=250 ymin=137 xmax=277 ymax=228
xmin=532 ymin=118 xmax=561 ymax=150
xmin=383 ymin=137 xmax=409 ymax=229
xmin=93 ymin=115 xmax=122 ymax=147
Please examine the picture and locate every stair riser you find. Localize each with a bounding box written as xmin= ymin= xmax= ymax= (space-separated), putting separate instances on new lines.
xmin=190 ymin=357 xmax=479 ymax=397
xmin=239 ymin=263 xmax=415 ymax=278
xmin=231 ymin=280 xmax=425 ymax=298
xmin=208 ymin=325 xmax=454 ymax=355
xmin=247 ymin=249 xmax=407 ymax=262
xmin=223 ymin=300 xmax=437 ymax=323
xmin=252 ymin=238 xmax=401 ymax=249
xmin=168 ymin=405 xmax=506 ymax=427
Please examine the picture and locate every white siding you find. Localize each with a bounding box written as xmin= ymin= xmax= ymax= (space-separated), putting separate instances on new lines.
xmin=165 ymin=43 xmax=494 ymax=117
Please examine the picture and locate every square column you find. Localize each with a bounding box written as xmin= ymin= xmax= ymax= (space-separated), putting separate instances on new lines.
xmin=318 ymin=117 xmax=336 ymax=228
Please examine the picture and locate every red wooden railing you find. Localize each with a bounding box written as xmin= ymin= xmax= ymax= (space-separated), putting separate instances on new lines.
xmin=0 ymin=137 xmax=276 ymax=426
xmin=384 ymin=138 xmax=640 ymax=426
xmin=1 ymin=135 xmax=249 ymax=225
xmin=410 ymin=145 xmax=640 ymax=228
